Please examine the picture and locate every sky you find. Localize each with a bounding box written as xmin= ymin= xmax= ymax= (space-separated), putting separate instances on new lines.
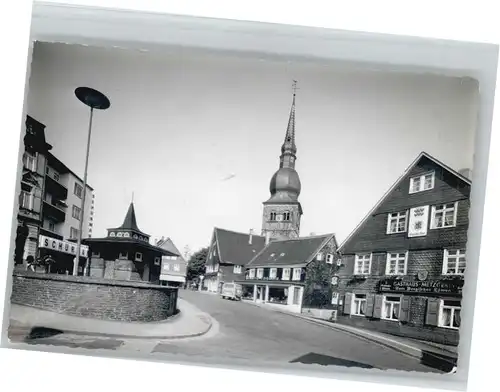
xmin=25 ymin=42 xmax=479 ymax=256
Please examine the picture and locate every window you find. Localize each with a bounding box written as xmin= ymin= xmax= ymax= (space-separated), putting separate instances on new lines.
xmin=70 ymin=227 xmax=79 ymax=239
xmin=173 ymin=264 xmax=180 ymax=271
xmin=352 ymin=294 xmax=367 ymax=316
xmin=72 ymin=205 xmax=81 ymax=220
xmin=292 ymin=268 xmax=301 ymax=281
xmin=48 ymin=221 xmax=55 ymax=232
xmin=409 ymin=172 xmax=435 ymax=193
xmin=233 ymin=265 xmax=242 ymax=274
xmin=443 ymin=249 xmax=466 ymax=275
xmin=23 ymin=152 xmax=37 ymax=171
xmin=270 ymin=212 xmax=277 ymax=221
xmin=283 ymin=211 xmax=291 ymax=221
xmin=249 ymin=269 xmax=255 ymax=279
xmin=282 ymin=268 xmax=291 ymax=280
xmin=354 ymin=254 xmax=371 ymax=275
xmin=431 ymin=202 xmax=458 ymax=229
xmin=439 ymin=300 xmax=461 ymax=329
xmin=154 ymin=257 xmax=160 ymax=266
xmin=316 ymin=253 xmax=323 ymax=261
xmin=163 ymin=263 xmax=170 ymax=271
xmin=53 ymin=172 xmax=60 ymax=181
xmin=326 ymin=254 xmax=334 ymax=264
xmin=117 ymin=232 xmax=123 ymax=237
xmin=46 ymin=166 xmax=49 ymax=174
xmin=382 ymin=296 xmax=401 ymax=320
xmin=386 ymin=252 xmax=408 ymax=275
xmin=135 ymin=252 xmax=142 ymax=262
xmin=386 ymin=211 xmax=408 ymax=234
xmin=109 ymin=232 xmax=116 ymax=237
xmin=74 ymin=183 xmax=83 ymax=198
xmin=19 ymin=191 xmax=33 ymax=209
xmin=124 ymin=232 xmax=130 ymax=237
xmin=257 ymin=268 xmax=264 ymax=279
xmin=270 ymin=268 xmax=277 ymax=279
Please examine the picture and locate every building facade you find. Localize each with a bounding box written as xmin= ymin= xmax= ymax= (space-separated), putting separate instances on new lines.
xmin=16 ymin=115 xmax=52 ymax=265
xmin=261 ymin=91 xmax=303 ymax=241
xmin=336 ymin=152 xmax=470 ymax=346
xmin=85 ymin=202 xmax=176 ymax=283
xmin=43 ymin=152 xmax=95 ymax=242
xmin=156 ymin=237 xmax=187 ymax=287
xmin=204 ymin=228 xmax=266 ymax=293
xmin=239 ymin=233 xmax=340 ymax=314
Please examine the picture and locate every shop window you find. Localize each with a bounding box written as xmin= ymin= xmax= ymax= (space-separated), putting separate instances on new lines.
xmin=352 ymin=294 xmax=367 ymax=316
xmin=382 ymin=296 xmax=401 ymax=321
xmin=386 ymin=211 xmax=408 ymax=234
xmin=409 ymin=171 xmax=435 ymax=193
xmin=443 ymin=249 xmax=466 ymax=275
xmin=385 ymin=252 xmax=408 ymax=275
xmin=431 ymin=202 xmax=458 ymax=229
xmin=354 ymin=254 xmax=371 ymax=275
xmin=292 ymin=268 xmax=301 ymax=281
xmin=233 ymin=265 xmax=242 ymax=274
xmin=282 ymin=268 xmax=291 ymax=280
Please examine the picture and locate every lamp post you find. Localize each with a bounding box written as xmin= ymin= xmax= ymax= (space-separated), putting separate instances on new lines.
xmin=73 ymin=87 xmax=110 ymax=276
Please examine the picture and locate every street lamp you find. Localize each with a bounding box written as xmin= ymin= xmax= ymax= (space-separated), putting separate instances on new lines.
xmin=73 ymin=87 xmax=111 ymax=276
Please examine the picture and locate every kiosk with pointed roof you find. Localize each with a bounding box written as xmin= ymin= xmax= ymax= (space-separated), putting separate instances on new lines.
xmin=84 ymin=202 xmax=177 ymax=282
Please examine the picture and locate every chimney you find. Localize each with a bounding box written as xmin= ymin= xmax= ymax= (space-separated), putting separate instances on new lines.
xmin=265 ymin=231 xmax=271 ymax=245
xmin=249 ymin=229 xmax=254 ymax=245
xmin=458 ymin=168 xmax=472 ymax=180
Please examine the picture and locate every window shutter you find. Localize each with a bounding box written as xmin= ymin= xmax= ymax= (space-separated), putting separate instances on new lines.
xmin=372 ymin=295 xmax=384 ymax=319
xmin=343 ymin=293 xmax=353 ymax=315
xmin=365 ymin=294 xmax=375 ymax=317
xmin=399 ymin=296 xmax=410 ymax=322
xmin=425 ymin=298 xmax=440 ymax=326
xmin=386 ymin=214 xmax=391 ymax=234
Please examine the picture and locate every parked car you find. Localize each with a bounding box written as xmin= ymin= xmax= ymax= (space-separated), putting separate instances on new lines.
xmin=221 ymin=282 xmax=242 ymax=301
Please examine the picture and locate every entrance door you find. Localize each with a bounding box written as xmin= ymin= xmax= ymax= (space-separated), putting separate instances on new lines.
xmin=292 ymin=287 xmax=301 ymax=305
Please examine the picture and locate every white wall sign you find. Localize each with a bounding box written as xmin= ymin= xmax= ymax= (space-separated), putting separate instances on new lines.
xmin=408 ymin=205 xmax=430 ymax=237
xmin=331 ymin=292 xmax=339 ymax=305
xmin=38 ymin=235 xmax=88 ymax=257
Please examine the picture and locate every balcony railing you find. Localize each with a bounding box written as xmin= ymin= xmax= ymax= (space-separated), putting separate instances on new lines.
xmin=45 ymin=175 xmax=68 ymax=200
xmin=43 ymin=201 xmax=66 ymax=223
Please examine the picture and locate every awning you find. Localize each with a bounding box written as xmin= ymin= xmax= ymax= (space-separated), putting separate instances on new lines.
xmin=160 ymin=274 xmax=186 ymax=283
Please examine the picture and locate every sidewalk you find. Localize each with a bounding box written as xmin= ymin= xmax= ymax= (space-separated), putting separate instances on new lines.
xmin=245 ymin=300 xmax=458 ymax=371
xmin=7 ymin=298 xmax=213 ymax=340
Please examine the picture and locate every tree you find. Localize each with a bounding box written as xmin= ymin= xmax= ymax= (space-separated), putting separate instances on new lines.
xmin=186 ymin=247 xmax=208 ymax=281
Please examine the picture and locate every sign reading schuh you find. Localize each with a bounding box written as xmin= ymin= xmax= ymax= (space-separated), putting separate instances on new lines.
xmin=38 ymin=235 xmax=89 ymax=257
xmin=408 ymin=205 xmax=430 ymax=237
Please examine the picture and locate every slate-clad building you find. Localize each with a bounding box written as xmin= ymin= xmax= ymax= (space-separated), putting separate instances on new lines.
xmin=336 ymin=152 xmax=471 ymax=346
xmin=204 ymin=228 xmax=266 ymax=293
xmin=239 ymin=233 xmax=340 ymax=313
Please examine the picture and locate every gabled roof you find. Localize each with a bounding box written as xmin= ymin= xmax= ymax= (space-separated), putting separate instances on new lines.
xmin=247 ymin=233 xmax=336 ymax=267
xmin=156 ymin=237 xmax=184 ymax=260
xmin=213 ymin=227 xmax=266 ymax=266
xmin=338 ymin=151 xmax=472 ymax=251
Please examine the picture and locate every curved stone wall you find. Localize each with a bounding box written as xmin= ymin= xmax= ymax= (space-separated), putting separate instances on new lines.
xmin=11 ymin=271 xmax=178 ymax=322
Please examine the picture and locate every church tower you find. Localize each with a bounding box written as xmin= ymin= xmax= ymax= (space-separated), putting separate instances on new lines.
xmin=261 ymin=82 xmax=303 ymax=240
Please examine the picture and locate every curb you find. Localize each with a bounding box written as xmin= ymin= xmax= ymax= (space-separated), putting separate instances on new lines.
xmin=8 ymin=315 xmax=213 ymax=341
xmin=245 ymin=301 xmax=457 ymax=371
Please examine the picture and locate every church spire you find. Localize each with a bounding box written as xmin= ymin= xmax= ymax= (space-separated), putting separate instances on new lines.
xmin=280 ymin=81 xmax=298 ymax=168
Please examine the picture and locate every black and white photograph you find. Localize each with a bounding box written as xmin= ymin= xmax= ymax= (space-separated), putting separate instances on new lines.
xmin=2 ymin=38 xmax=482 ymax=377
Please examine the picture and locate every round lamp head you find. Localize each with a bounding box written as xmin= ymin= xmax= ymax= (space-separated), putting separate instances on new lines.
xmin=75 ymin=87 xmax=111 ymax=110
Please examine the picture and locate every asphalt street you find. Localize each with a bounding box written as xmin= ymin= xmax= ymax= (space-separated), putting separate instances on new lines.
xmin=8 ymin=290 xmax=443 ymax=374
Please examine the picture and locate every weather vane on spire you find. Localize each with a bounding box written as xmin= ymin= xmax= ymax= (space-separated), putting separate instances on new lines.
xmin=292 ymin=80 xmax=299 ymax=96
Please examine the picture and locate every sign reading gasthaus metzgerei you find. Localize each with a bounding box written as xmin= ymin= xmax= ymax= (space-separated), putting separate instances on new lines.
xmin=379 ymin=279 xmax=463 ymax=295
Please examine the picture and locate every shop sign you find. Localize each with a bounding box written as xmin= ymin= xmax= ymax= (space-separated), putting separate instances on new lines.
xmin=379 ymin=279 xmax=463 ymax=295
xmin=408 ymin=205 xmax=429 ymax=237
xmin=331 ymin=292 xmax=339 ymax=305
xmin=38 ymin=235 xmax=88 ymax=257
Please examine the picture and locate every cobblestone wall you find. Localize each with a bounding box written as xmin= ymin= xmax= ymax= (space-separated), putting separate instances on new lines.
xmin=11 ymin=271 xmax=178 ymax=322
